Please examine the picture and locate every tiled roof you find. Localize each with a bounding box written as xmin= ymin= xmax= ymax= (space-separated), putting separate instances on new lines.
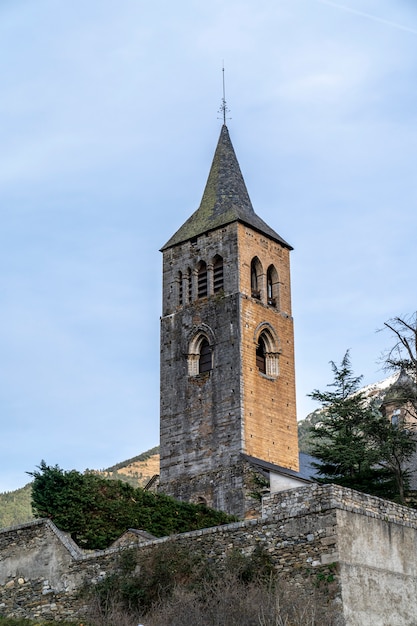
xmin=161 ymin=125 xmax=292 ymax=251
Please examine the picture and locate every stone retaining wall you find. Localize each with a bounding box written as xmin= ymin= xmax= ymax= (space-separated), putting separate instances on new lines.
xmin=1 ymin=484 xmax=417 ymax=625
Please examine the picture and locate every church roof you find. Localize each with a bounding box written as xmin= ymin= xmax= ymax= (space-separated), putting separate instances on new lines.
xmin=161 ymin=125 xmax=292 ymax=251
xmin=242 ymin=452 xmax=319 ymax=483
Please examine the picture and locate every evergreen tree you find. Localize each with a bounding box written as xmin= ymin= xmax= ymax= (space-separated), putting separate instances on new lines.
xmin=309 ymin=351 xmax=414 ymax=502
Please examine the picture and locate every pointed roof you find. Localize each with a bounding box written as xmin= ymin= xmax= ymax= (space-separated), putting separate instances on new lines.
xmin=161 ymin=125 xmax=292 ymax=251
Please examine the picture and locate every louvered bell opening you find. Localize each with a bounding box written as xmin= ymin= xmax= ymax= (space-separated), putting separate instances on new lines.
xmin=213 ymin=261 xmax=224 ymax=293
xmin=198 ymin=268 xmax=208 ymax=298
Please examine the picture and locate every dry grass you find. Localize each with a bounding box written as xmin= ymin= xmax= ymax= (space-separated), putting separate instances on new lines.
xmin=87 ymin=572 xmax=341 ymax=626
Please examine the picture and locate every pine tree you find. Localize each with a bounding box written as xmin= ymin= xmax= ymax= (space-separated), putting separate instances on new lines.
xmin=309 ymin=351 xmax=414 ymax=502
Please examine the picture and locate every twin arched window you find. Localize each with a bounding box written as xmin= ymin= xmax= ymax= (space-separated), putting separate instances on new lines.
xmin=251 ymin=258 xmax=279 ymax=308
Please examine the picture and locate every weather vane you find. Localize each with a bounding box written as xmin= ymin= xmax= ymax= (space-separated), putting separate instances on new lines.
xmin=218 ymin=63 xmax=231 ymax=124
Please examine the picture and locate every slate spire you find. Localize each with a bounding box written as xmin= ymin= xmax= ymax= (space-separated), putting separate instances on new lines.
xmin=161 ymin=125 xmax=291 ymax=250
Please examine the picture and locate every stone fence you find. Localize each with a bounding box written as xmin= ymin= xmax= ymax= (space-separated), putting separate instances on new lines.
xmin=1 ymin=484 xmax=417 ymax=625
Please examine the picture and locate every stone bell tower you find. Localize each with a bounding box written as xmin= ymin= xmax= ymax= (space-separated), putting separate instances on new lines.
xmin=159 ymin=125 xmax=299 ymax=518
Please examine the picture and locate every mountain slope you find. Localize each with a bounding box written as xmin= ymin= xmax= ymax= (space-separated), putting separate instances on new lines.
xmin=0 ymin=447 xmax=161 ymax=529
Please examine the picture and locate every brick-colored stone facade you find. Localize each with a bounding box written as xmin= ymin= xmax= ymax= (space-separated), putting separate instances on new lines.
xmin=238 ymin=223 xmax=298 ymax=470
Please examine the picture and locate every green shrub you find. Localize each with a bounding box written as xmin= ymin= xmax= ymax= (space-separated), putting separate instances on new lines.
xmin=29 ymin=461 xmax=235 ymax=549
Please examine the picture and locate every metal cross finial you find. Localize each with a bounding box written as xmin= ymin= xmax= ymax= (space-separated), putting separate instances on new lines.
xmin=218 ymin=63 xmax=231 ymax=125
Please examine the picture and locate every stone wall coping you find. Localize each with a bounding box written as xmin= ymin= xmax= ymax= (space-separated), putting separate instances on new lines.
xmin=263 ymin=483 xmax=417 ymax=529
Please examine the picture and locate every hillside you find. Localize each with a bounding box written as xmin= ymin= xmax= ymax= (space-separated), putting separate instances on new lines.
xmin=0 ymin=447 xmax=161 ymax=529
xmin=0 ymin=483 xmax=33 ymax=528
xmin=98 ymin=445 xmax=160 ymax=486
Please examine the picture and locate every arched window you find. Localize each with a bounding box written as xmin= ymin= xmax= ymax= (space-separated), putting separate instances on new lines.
xmin=197 ymin=261 xmax=208 ymax=298
xmin=255 ymin=324 xmax=280 ymax=378
xmin=266 ymin=265 xmax=279 ymax=308
xmin=250 ymin=257 xmax=263 ymax=300
xmin=213 ymin=255 xmax=224 ymax=293
xmin=177 ymin=271 xmax=183 ymax=306
xmin=199 ymin=338 xmax=212 ymax=373
xmin=188 ymin=329 xmax=214 ymax=377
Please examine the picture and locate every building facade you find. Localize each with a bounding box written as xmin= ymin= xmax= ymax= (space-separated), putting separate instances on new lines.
xmin=159 ymin=125 xmax=299 ymax=517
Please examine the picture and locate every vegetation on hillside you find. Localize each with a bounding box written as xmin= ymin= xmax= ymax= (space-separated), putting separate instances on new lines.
xmin=297 ymin=409 xmax=323 ymax=455
xmin=0 ymin=449 xmax=160 ymax=530
xmin=102 ymin=446 xmax=160 ymax=472
xmin=0 ymin=484 xmax=33 ymax=528
xmin=29 ymin=461 xmax=235 ymax=549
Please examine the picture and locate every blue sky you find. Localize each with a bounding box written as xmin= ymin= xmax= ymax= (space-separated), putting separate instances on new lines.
xmin=1 ymin=0 xmax=416 ymax=492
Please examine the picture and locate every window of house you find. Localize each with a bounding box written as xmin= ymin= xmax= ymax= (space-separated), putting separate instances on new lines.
xmin=197 ymin=261 xmax=208 ymax=298
xmin=213 ymin=255 xmax=224 ymax=293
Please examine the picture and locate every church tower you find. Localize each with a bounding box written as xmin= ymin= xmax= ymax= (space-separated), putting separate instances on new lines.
xmin=159 ymin=125 xmax=299 ymax=518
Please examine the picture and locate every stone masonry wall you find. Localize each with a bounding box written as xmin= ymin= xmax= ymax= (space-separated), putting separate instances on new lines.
xmin=159 ymin=223 xmax=245 ymax=515
xmin=264 ymin=484 xmax=417 ymax=626
xmin=2 ymin=484 xmax=417 ymax=624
